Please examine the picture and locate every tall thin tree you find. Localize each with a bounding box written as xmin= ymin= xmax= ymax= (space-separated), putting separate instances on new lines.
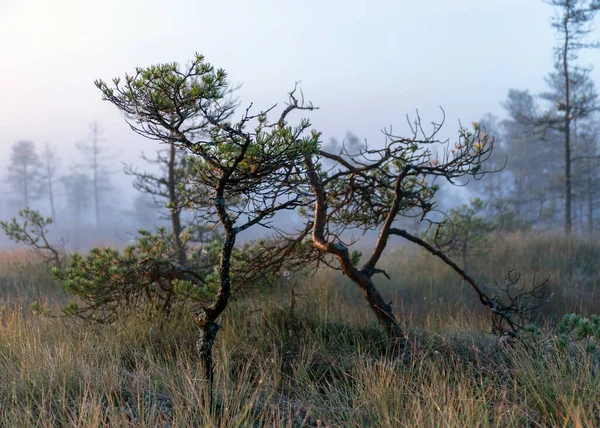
xmin=38 ymin=144 xmax=60 ymax=221
xmin=76 ymin=122 xmax=116 ymax=227
xmin=544 ymin=0 xmax=600 ymax=235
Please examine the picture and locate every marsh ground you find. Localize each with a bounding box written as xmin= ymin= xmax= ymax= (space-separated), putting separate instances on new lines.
xmin=0 ymin=234 xmax=598 ymax=427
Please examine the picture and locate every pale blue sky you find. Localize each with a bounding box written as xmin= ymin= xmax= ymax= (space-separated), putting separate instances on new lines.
xmin=1 ymin=0 xmax=599 ymax=169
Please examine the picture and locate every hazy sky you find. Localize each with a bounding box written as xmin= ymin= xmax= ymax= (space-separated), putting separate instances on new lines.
xmin=1 ymin=0 xmax=600 ymax=178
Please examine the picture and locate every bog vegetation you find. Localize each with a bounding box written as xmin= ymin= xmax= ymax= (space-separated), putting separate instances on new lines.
xmin=0 ymin=236 xmax=599 ymax=426
xmin=2 ymin=1 xmax=600 ymax=425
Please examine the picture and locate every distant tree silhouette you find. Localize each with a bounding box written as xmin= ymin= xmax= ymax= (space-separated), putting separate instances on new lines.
xmin=76 ymin=122 xmax=117 ymax=227
xmin=125 ymin=143 xmax=193 ymax=265
xmin=7 ymin=140 xmax=42 ymax=208
xmin=37 ymin=144 xmax=60 ymax=221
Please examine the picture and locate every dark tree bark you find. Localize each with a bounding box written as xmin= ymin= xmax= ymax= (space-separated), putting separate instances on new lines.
xmin=167 ymin=143 xmax=187 ymax=265
xmin=562 ymin=26 xmax=573 ymax=236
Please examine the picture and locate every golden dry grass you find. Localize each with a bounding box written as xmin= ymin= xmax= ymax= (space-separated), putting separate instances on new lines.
xmin=0 ymin=234 xmax=598 ymax=427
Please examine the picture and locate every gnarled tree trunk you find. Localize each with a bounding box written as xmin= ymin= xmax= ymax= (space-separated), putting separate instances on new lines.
xmin=340 ymin=257 xmax=407 ymax=353
xmin=303 ymin=153 xmax=408 ymax=353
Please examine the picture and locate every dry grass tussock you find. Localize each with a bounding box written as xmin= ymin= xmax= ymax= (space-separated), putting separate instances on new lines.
xmin=0 ymin=234 xmax=599 ymax=426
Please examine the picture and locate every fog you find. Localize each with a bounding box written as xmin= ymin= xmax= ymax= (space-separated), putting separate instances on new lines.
xmin=2 ymin=0 xmax=600 ymax=249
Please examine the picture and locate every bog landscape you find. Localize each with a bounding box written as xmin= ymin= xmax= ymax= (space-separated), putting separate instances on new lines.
xmin=1 ymin=1 xmax=600 ymax=426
